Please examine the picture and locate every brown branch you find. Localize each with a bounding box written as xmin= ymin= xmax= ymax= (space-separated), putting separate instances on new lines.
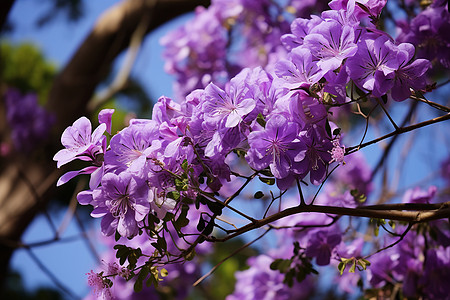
xmin=47 ymin=0 xmax=211 ymax=133
xmin=370 ymin=100 xmax=418 ymax=180
xmin=0 ymin=0 xmax=210 ymax=288
xmin=87 ymin=1 xmax=155 ymax=113
xmin=410 ymin=95 xmax=450 ymax=113
xmin=0 ymin=0 xmax=14 ymax=32
xmin=209 ymin=202 xmax=450 ymax=243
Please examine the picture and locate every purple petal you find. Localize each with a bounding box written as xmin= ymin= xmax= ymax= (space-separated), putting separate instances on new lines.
xmin=77 ymin=190 xmax=93 ymax=205
xmin=98 ymin=109 xmax=115 ymax=134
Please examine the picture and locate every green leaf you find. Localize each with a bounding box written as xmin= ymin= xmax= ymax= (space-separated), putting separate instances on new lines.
xmin=163 ymin=212 xmax=174 ymax=222
xmin=173 ymin=205 xmax=189 ymax=231
xmin=181 ymin=159 xmax=189 ymax=172
xmin=166 ymin=191 xmax=180 ymax=201
xmin=256 ymin=113 xmax=266 ymax=127
xmin=157 ymin=237 xmax=167 ymax=252
xmin=388 ymin=220 xmax=396 ymax=230
xmin=357 ymin=258 xmax=371 ymax=270
xmin=134 ymin=265 xmax=150 ymax=292
xmin=184 ymin=248 xmax=196 ymax=261
xmin=259 ymin=176 xmax=275 ymax=185
xmin=270 ymin=259 xmax=291 ymax=273
xmin=206 ymin=200 xmax=223 ymax=215
xmin=338 ymin=262 xmax=346 ymax=275
xmin=258 ymin=168 xmax=273 ymax=177
xmin=349 ymin=260 xmax=356 ymax=273
xmin=254 ymin=191 xmax=264 ymax=199
xmin=160 ymin=268 xmax=168 ymax=278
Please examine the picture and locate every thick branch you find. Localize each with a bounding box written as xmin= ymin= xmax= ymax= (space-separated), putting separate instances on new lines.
xmin=47 ymin=0 xmax=210 ymax=132
xmin=0 ymin=0 xmax=210 ymax=289
xmin=209 ymin=202 xmax=450 ymax=242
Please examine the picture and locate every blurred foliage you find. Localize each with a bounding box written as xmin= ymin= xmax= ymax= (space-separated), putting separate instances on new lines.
xmin=0 ymin=270 xmax=62 ymax=300
xmin=117 ymin=77 xmax=154 ymax=118
xmin=0 ymin=41 xmax=56 ymax=103
xmin=189 ymin=238 xmax=259 ymax=300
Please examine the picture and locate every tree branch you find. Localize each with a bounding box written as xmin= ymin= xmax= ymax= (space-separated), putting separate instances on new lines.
xmin=346 ymin=113 xmax=450 ymax=154
xmin=47 ymin=0 xmax=210 ymax=133
xmin=209 ymin=202 xmax=450 ymax=243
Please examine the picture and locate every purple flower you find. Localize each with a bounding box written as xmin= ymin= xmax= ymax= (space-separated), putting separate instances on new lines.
xmin=91 ymin=172 xmax=150 ymax=238
xmin=420 ymin=247 xmax=450 ymax=299
xmin=246 ymin=114 xmax=302 ymax=179
xmin=304 ymin=21 xmax=358 ymax=72
xmin=160 ymin=6 xmax=229 ymax=97
xmin=329 ymin=0 xmax=387 ymax=19
xmin=329 ymin=151 xmax=373 ymax=203
xmin=397 ymin=5 xmax=450 ymax=69
xmin=402 ymin=186 xmax=437 ymax=204
xmin=305 ymin=228 xmax=341 ymax=266
xmin=104 ymin=120 xmax=159 ymax=175
xmin=286 ymin=91 xmax=328 ymax=127
xmin=324 ymin=68 xmax=350 ymax=104
xmin=54 ymin=115 xmax=107 ymax=187
xmin=294 ymin=127 xmax=333 ymax=185
xmin=274 ymin=47 xmax=326 ymax=90
xmin=5 ymin=88 xmax=55 ymax=153
xmin=227 ymin=254 xmax=314 ymax=300
xmin=281 ymin=16 xmax=323 ymax=51
xmin=346 ymin=34 xmax=399 ymax=97
xmin=202 ymin=69 xmax=256 ymax=129
xmin=54 ymin=116 xmax=106 ymax=168
xmin=98 ymin=109 xmax=115 ymax=134
xmin=390 ymin=43 xmax=431 ymax=101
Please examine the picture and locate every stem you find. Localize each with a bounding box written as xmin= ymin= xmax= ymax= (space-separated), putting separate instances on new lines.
xmin=370 ymin=100 xmax=418 ymax=180
xmin=346 ymin=113 xmax=450 ymax=154
xmin=376 ymin=97 xmax=399 ymax=130
xmin=364 ymin=223 xmax=413 ymax=259
xmin=410 ymin=95 xmax=450 ymax=113
xmin=193 ymin=227 xmax=272 ymax=286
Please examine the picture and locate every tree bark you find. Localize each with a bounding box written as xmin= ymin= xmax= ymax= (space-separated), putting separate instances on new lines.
xmin=0 ymin=0 xmax=15 ymax=32
xmin=0 ymin=0 xmax=209 ymax=290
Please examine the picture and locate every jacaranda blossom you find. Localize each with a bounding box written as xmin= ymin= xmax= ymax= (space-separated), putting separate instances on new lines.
xmin=90 ymin=172 xmax=150 ymax=238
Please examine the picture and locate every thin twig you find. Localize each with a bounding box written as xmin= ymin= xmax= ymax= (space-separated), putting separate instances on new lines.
xmin=370 ymin=100 xmax=418 ymax=180
xmin=356 ymin=102 xmax=379 ymax=151
xmin=376 ymin=97 xmax=399 ymax=130
xmin=74 ymin=210 xmax=101 ymax=262
xmin=346 ymin=113 xmax=450 ymax=154
xmin=364 ymin=223 xmax=413 ymax=259
xmin=193 ymin=227 xmax=272 ymax=286
xmin=56 ymin=178 xmax=86 ymax=237
xmin=16 ymin=168 xmax=58 ymax=234
xmin=296 ymin=179 xmax=306 ymax=206
xmin=409 ymin=95 xmax=450 ymax=113
xmin=25 ymin=247 xmax=80 ymax=299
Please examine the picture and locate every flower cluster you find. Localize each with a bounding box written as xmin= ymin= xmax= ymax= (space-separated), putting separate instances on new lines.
xmin=84 ymin=205 xmax=211 ymax=299
xmin=161 ymin=0 xmax=328 ymax=98
xmin=397 ymin=0 xmax=450 ymax=70
xmin=53 ymin=0 xmax=450 ymax=299
xmin=4 ymin=88 xmax=54 ymax=153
